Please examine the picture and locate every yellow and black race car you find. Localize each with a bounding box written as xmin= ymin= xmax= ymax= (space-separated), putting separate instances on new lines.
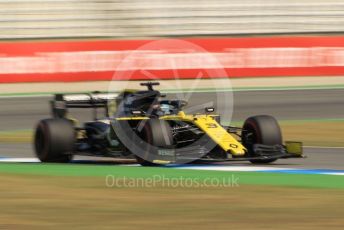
xmin=34 ymin=82 xmax=303 ymax=166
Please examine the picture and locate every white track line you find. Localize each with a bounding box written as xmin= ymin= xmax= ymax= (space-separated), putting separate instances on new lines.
xmin=325 ymin=172 xmax=344 ymax=176
xmin=0 ymin=157 xmax=39 ymax=163
xmin=175 ymin=166 xmax=291 ymax=172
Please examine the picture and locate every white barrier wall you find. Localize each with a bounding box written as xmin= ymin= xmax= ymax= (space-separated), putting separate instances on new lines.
xmin=0 ymin=0 xmax=344 ymax=39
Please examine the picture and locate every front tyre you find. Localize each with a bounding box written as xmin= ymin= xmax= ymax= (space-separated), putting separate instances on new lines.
xmin=242 ymin=115 xmax=282 ymax=164
xmin=135 ymin=119 xmax=174 ymax=166
xmin=34 ymin=119 xmax=75 ymax=163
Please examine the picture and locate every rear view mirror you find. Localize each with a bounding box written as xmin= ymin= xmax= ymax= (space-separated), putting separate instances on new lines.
xmin=131 ymin=110 xmax=143 ymax=115
xmin=205 ymin=107 xmax=215 ymax=113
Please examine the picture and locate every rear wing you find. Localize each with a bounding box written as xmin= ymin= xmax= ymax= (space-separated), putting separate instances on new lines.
xmin=51 ymin=92 xmax=119 ymax=119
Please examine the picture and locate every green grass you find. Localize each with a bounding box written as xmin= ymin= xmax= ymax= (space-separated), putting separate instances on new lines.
xmin=2 ymin=83 xmax=344 ymax=98
xmin=0 ymin=163 xmax=343 ymax=189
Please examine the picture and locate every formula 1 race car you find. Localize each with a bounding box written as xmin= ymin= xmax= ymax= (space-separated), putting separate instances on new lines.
xmin=34 ymin=82 xmax=303 ymax=166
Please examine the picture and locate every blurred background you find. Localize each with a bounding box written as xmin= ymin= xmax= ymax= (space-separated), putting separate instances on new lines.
xmin=0 ymin=1 xmax=344 ymax=229
xmin=0 ymin=0 xmax=344 ymax=148
xmin=1 ymin=0 xmax=344 ymax=39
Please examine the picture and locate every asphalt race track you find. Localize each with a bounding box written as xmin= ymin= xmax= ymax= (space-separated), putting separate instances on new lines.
xmin=0 ymin=88 xmax=343 ymax=170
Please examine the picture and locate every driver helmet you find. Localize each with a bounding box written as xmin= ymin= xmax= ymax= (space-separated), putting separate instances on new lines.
xmin=160 ymin=104 xmax=172 ymax=115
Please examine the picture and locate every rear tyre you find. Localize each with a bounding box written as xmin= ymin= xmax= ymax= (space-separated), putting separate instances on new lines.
xmin=34 ymin=119 xmax=75 ymax=163
xmin=242 ymin=115 xmax=282 ymax=164
xmin=135 ymin=119 xmax=173 ymax=166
